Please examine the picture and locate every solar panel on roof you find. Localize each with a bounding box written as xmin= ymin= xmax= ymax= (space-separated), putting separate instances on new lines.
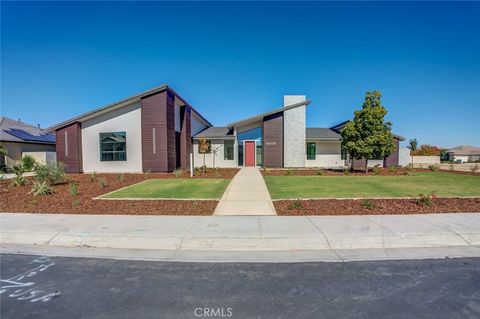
xmin=3 ymin=129 xmax=55 ymax=143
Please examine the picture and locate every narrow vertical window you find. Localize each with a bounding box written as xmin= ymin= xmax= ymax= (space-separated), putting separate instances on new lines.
xmin=306 ymin=142 xmax=316 ymax=160
xmin=152 ymin=128 xmax=156 ymax=154
xmin=224 ymin=140 xmax=234 ymax=160
xmin=64 ymin=131 xmax=68 ymax=156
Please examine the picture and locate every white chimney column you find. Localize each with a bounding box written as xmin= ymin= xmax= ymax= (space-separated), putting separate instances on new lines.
xmin=283 ymin=95 xmax=306 ymax=168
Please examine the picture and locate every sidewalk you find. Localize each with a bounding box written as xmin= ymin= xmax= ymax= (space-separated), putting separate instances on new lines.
xmin=214 ymin=167 xmax=276 ymax=215
xmin=1 ymin=212 xmax=479 ymax=261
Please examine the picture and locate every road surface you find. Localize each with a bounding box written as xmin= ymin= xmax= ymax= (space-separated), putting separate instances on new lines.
xmin=1 ymin=254 xmax=479 ymax=318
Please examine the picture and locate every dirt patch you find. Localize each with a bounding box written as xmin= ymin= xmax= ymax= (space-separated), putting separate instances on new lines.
xmin=0 ymin=171 xmax=236 ymax=215
xmin=274 ymin=198 xmax=480 ymax=216
xmin=261 ymin=167 xmax=480 ymax=177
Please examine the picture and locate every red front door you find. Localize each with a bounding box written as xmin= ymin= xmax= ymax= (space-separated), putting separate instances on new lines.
xmin=244 ymin=141 xmax=256 ymax=167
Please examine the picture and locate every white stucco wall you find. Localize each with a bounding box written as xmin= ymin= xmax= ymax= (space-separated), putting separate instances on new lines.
xmin=23 ymin=151 xmax=56 ymax=165
xmin=411 ymin=156 xmax=441 ymax=167
xmin=81 ymin=102 xmax=142 ymax=173
xmin=193 ymin=139 xmax=238 ymax=168
xmin=305 ymin=141 xmax=344 ymax=168
xmin=398 ymin=147 xmax=411 ymax=167
xmin=283 ymin=96 xmax=306 ymax=168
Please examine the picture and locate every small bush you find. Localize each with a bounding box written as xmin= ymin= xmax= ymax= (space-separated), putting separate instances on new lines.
xmin=72 ymin=199 xmax=81 ymax=207
xmin=263 ymin=168 xmax=270 ymax=176
xmin=361 ymin=199 xmax=375 ymax=210
xmin=415 ymin=192 xmax=437 ymax=207
xmin=286 ymin=169 xmax=294 ymax=176
xmin=388 ymin=165 xmax=397 ymax=173
xmin=30 ymin=181 xmax=54 ymax=196
xmin=21 ymin=155 xmax=36 ymax=171
xmin=69 ymin=183 xmax=78 ymax=196
xmin=117 ymin=173 xmax=125 ymax=183
xmin=470 ymin=164 xmax=479 ymax=173
xmin=372 ymin=166 xmax=381 ymax=175
xmin=98 ymin=178 xmax=108 ymax=188
xmin=90 ymin=171 xmax=97 ymax=182
xmin=144 ymin=170 xmax=151 ymax=179
xmin=34 ymin=163 xmax=65 ymax=185
xmin=317 ymin=169 xmax=324 ymax=176
xmin=173 ymin=169 xmax=182 ymax=178
xmin=343 ymin=169 xmax=350 ymax=176
xmin=429 ymin=164 xmax=440 ymax=172
xmin=288 ymin=200 xmax=303 ymax=210
xmin=10 ymin=165 xmax=26 ymax=187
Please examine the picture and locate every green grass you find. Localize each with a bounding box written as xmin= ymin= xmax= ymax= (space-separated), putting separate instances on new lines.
xmin=264 ymin=172 xmax=480 ymax=199
xmin=102 ymin=179 xmax=230 ymax=199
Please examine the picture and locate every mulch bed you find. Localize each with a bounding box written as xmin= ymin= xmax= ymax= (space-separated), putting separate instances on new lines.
xmin=275 ymin=198 xmax=480 ymax=216
xmin=261 ymin=167 xmax=480 ymax=177
xmin=0 ymin=170 xmax=238 ymax=215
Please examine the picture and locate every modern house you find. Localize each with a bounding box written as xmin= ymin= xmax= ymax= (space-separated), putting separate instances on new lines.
xmin=447 ymin=145 xmax=480 ymax=163
xmin=0 ymin=117 xmax=56 ymax=169
xmin=49 ymin=85 xmax=404 ymax=173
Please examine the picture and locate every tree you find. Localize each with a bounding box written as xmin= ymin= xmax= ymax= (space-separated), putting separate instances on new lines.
xmin=407 ymin=138 xmax=418 ymax=166
xmin=198 ymin=137 xmax=210 ymax=173
xmin=341 ymin=91 xmax=396 ymax=173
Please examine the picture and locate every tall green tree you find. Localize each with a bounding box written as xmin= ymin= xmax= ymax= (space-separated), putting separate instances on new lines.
xmin=341 ymin=91 xmax=396 ymax=173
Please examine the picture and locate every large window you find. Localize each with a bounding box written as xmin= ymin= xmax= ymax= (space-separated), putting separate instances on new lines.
xmin=100 ymin=132 xmax=126 ymax=161
xmin=224 ymin=140 xmax=234 ymax=160
xmin=306 ymin=142 xmax=316 ymax=160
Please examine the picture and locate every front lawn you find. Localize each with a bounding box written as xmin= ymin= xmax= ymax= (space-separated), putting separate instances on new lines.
xmin=264 ymin=172 xmax=480 ymax=199
xmin=101 ymin=179 xmax=230 ymax=199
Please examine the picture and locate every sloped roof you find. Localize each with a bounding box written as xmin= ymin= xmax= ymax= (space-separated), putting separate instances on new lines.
xmin=227 ymin=99 xmax=311 ymax=128
xmin=306 ymin=128 xmax=342 ymax=140
xmin=0 ymin=117 xmax=55 ymax=144
xmin=448 ymin=145 xmax=480 ymax=155
xmin=48 ymin=84 xmax=212 ymax=131
xmin=330 ymin=121 xmax=405 ymax=141
xmin=193 ymin=127 xmax=234 ymax=139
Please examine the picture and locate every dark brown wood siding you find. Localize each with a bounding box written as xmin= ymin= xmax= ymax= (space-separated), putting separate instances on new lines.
xmin=384 ymin=139 xmax=400 ymax=167
xmin=180 ymin=105 xmax=192 ymax=169
xmin=55 ymin=122 xmax=82 ymax=173
xmin=141 ymin=90 xmax=174 ymax=172
xmin=263 ymin=112 xmax=283 ymax=168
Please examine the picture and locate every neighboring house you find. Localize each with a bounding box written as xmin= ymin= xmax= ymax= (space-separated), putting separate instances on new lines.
xmin=447 ymin=145 xmax=480 ymax=163
xmin=49 ymin=85 xmax=404 ymax=173
xmin=0 ymin=117 xmax=56 ymax=169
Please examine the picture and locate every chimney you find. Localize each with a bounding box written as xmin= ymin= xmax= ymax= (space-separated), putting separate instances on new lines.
xmin=283 ymin=95 xmax=306 ymax=107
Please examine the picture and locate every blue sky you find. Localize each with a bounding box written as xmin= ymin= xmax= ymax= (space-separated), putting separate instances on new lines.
xmin=1 ymin=1 xmax=479 ymax=148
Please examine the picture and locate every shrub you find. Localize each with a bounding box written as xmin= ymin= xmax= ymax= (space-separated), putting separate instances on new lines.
xmin=69 ymin=183 xmax=78 ymax=196
xmin=263 ymin=168 xmax=270 ymax=176
xmin=288 ymin=200 xmax=303 ymax=210
xmin=34 ymin=163 xmax=65 ymax=185
xmin=286 ymin=168 xmax=295 ymax=176
xmin=343 ymin=169 xmax=350 ymax=176
xmin=90 ymin=171 xmax=97 ymax=182
xmin=10 ymin=165 xmax=26 ymax=187
xmin=21 ymin=155 xmax=36 ymax=171
xmin=98 ymin=178 xmax=108 ymax=188
xmin=415 ymin=192 xmax=437 ymax=207
xmin=30 ymin=181 xmax=54 ymax=196
xmin=72 ymin=199 xmax=81 ymax=207
xmin=317 ymin=169 xmax=324 ymax=176
xmin=144 ymin=170 xmax=151 ymax=179
xmin=411 ymin=145 xmax=442 ymax=156
xmin=361 ymin=199 xmax=375 ymax=210
xmin=388 ymin=165 xmax=396 ymax=173
xmin=470 ymin=164 xmax=479 ymax=173
xmin=117 ymin=173 xmax=125 ymax=183
xmin=429 ymin=164 xmax=440 ymax=172
xmin=174 ymin=169 xmax=182 ymax=178
xmin=372 ymin=166 xmax=381 ymax=175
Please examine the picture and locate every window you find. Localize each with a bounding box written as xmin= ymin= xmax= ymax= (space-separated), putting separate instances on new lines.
xmin=306 ymin=142 xmax=316 ymax=160
xmin=341 ymin=148 xmax=348 ymax=160
xmin=100 ymin=132 xmax=126 ymax=161
xmin=224 ymin=140 xmax=234 ymax=160
xmin=198 ymin=140 xmax=211 ymax=154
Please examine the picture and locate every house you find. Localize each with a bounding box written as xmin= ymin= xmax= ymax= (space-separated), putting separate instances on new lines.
xmin=49 ymin=85 xmax=404 ymax=173
xmin=447 ymin=145 xmax=480 ymax=163
xmin=0 ymin=117 xmax=56 ymax=169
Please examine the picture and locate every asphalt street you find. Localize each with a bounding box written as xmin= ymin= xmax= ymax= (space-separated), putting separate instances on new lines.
xmin=1 ymin=253 xmax=479 ymax=319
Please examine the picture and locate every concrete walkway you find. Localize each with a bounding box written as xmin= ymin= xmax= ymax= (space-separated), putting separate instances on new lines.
xmin=1 ymin=213 xmax=479 ymax=262
xmin=214 ymin=167 xmax=277 ymax=215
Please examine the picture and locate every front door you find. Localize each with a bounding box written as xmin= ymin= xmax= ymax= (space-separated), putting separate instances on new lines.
xmin=244 ymin=141 xmax=256 ymax=167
